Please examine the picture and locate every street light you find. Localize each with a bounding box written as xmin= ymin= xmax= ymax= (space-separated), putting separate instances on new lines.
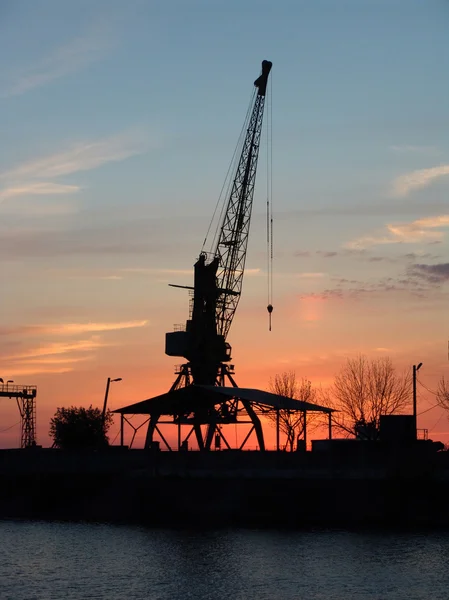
xmin=413 ymin=363 xmax=423 ymax=439
xmin=6 ymin=380 xmax=13 ymax=390
xmin=102 ymin=377 xmax=122 ymax=420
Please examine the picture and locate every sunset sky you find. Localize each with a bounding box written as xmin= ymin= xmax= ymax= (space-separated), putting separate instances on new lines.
xmin=2 ymin=0 xmax=449 ymax=448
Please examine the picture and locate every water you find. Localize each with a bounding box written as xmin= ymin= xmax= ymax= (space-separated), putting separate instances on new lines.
xmin=1 ymin=522 xmax=449 ymax=599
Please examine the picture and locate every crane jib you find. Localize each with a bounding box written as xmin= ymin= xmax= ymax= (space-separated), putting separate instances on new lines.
xmin=214 ymin=62 xmax=271 ymax=339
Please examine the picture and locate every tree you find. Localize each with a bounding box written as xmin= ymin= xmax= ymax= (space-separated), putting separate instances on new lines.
xmin=436 ymin=377 xmax=449 ymax=412
xmin=267 ymin=370 xmax=318 ymax=451
xmin=50 ymin=406 xmax=113 ymax=450
xmin=325 ymin=355 xmax=411 ymax=439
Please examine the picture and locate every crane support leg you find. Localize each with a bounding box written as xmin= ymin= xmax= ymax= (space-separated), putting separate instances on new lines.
xmin=204 ymin=419 xmax=218 ymax=450
xmin=194 ymin=421 xmax=205 ymax=450
xmin=144 ymin=414 xmax=160 ymax=448
xmin=241 ymin=399 xmax=265 ymax=451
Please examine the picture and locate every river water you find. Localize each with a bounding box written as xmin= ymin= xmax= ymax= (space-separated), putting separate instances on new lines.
xmin=1 ymin=521 xmax=449 ymax=599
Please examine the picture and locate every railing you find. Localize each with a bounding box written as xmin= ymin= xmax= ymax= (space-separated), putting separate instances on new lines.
xmin=173 ymin=323 xmax=186 ymax=332
xmin=0 ymin=384 xmax=37 ymax=397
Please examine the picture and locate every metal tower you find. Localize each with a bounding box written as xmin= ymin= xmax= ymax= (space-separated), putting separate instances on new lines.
xmin=0 ymin=383 xmax=37 ymax=447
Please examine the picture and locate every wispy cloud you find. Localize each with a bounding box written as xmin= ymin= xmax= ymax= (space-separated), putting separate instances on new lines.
xmin=0 ymin=319 xmax=147 ymax=375
xmin=0 ymin=225 xmax=159 ymax=259
xmin=6 ymin=366 xmax=74 ymax=376
xmin=0 ymin=182 xmax=80 ymax=202
xmin=391 ymin=165 xmax=449 ymax=197
xmin=1 ymin=130 xmax=148 ymax=182
xmin=0 ymin=130 xmax=151 ymax=217
xmin=408 ymin=262 xmax=449 ymax=285
xmin=299 ymin=274 xmax=432 ymax=302
xmin=346 ymin=215 xmax=449 ymax=249
xmin=122 ymin=268 xmax=193 ymax=276
xmin=1 ymin=27 xmax=113 ymax=98
xmin=4 ymin=338 xmax=107 ymax=360
xmin=296 ymin=272 xmax=326 ymax=279
xmin=15 ymin=356 xmax=94 ymax=365
xmin=0 ymin=320 xmax=148 ymax=337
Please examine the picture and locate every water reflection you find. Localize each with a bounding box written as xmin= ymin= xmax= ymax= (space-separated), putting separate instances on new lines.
xmin=1 ymin=522 xmax=449 ymax=599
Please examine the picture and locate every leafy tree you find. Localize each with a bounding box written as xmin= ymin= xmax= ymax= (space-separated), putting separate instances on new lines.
xmin=266 ymin=370 xmax=319 ymax=451
xmin=49 ymin=406 xmax=113 ymax=449
xmin=324 ymin=355 xmax=411 ymax=439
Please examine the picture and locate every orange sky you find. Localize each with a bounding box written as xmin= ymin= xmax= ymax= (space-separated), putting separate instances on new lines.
xmin=1 ymin=276 xmax=449 ymax=449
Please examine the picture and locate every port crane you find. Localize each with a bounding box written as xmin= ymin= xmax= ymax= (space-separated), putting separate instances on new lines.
xmin=116 ymin=61 xmax=276 ymax=451
xmin=159 ymin=60 xmax=273 ymax=449
xmin=115 ymin=62 xmax=332 ymax=449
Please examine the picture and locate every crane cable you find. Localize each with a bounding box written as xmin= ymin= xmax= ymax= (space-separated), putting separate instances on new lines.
xmin=0 ymin=421 xmax=20 ymax=433
xmin=266 ymin=73 xmax=274 ymax=330
xmin=202 ymin=88 xmax=257 ymax=255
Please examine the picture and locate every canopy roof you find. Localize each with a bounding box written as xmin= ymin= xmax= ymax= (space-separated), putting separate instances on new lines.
xmin=201 ymin=385 xmax=333 ymax=413
xmin=114 ymin=385 xmax=334 ymax=416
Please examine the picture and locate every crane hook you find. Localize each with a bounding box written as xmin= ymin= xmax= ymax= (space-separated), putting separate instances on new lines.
xmin=267 ymin=304 xmax=273 ymax=331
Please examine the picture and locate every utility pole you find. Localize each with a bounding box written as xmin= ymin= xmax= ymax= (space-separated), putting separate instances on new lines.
xmin=413 ymin=362 xmax=422 ymax=439
xmin=102 ymin=377 xmax=122 ymax=422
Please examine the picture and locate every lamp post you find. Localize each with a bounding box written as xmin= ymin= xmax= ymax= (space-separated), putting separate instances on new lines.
xmin=6 ymin=380 xmax=13 ymax=391
xmin=413 ymin=363 xmax=422 ymax=439
xmin=102 ymin=377 xmax=122 ymax=421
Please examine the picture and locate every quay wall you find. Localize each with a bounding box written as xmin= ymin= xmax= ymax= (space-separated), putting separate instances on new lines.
xmin=1 ymin=448 xmax=448 ymax=528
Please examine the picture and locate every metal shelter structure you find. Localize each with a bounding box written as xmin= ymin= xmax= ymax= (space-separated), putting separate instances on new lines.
xmin=0 ymin=383 xmax=37 ymax=448
xmin=114 ymin=386 xmax=334 ymax=451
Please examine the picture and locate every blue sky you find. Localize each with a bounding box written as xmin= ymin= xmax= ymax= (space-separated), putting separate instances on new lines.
xmin=1 ymin=0 xmax=449 ymax=446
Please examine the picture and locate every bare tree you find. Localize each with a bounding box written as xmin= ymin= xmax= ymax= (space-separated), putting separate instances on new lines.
xmin=266 ymin=371 xmax=318 ymax=451
xmin=437 ymin=377 xmax=449 ymax=411
xmin=326 ymin=355 xmax=411 ymax=439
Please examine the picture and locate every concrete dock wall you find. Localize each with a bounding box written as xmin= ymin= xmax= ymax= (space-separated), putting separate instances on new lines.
xmin=0 ymin=448 xmax=448 ymax=527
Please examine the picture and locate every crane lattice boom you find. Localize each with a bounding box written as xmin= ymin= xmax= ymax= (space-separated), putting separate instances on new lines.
xmin=214 ymin=60 xmax=272 ymax=339
xmin=165 ymin=60 xmax=272 ymax=386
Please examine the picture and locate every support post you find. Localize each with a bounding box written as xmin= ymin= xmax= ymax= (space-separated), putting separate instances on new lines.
xmin=328 ymin=413 xmax=332 ymax=440
xmin=194 ymin=422 xmax=205 ymax=450
xmin=276 ymin=408 xmax=280 ymax=451
xmin=145 ymin=414 xmax=159 ymax=448
xmin=303 ymin=410 xmax=307 ymax=451
xmin=102 ymin=377 xmax=111 ymax=421
xmin=413 ymin=364 xmax=417 ymax=439
xmin=154 ymin=424 xmax=173 ymax=451
xmin=120 ymin=413 xmax=124 ymax=447
xmin=412 ymin=362 xmax=422 ymax=440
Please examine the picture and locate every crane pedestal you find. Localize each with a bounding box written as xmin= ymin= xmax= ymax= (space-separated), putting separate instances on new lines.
xmin=143 ymin=363 xmax=265 ymax=451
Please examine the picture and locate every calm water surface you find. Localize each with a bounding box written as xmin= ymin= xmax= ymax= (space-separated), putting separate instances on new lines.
xmin=1 ymin=521 xmax=449 ymax=599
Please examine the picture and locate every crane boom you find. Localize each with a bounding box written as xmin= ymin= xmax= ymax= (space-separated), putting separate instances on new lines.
xmin=215 ymin=60 xmax=272 ymax=339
